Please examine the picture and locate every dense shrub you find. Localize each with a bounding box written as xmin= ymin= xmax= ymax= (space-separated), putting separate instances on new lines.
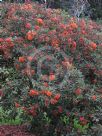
xmin=0 ymin=2 xmax=102 ymax=135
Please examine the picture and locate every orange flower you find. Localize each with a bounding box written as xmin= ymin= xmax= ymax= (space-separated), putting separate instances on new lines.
xmin=70 ymin=22 xmax=78 ymax=29
xmin=45 ymin=90 xmax=52 ymax=97
xmin=49 ymin=73 xmax=55 ymax=81
xmin=27 ymin=4 xmax=33 ymax=10
xmin=41 ymin=90 xmax=52 ymax=97
xmin=90 ymin=42 xmax=97 ymax=50
xmin=91 ymin=95 xmax=97 ymax=101
xmin=51 ymin=39 xmax=59 ymax=47
xmin=54 ymin=93 xmax=61 ymax=100
xmin=29 ymin=89 xmax=39 ymax=96
xmin=62 ymin=30 xmax=68 ymax=37
xmin=18 ymin=56 xmax=25 ymax=63
xmin=32 ymin=31 xmax=37 ymax=36
xmin=75 ymin=88 xmax=82 ymax=95
xmin=26 ymin=31 xmax=36 ymax=41
xmin=27 ymin=33 xmax=34 ymax=41
xmin=37 ymin=18 xmax=44 ymax=26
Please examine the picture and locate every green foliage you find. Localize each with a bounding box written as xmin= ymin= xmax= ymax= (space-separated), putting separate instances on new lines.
xmin=73 ymin=118 xmax=89 ymax=133
xmin=60 ymin=115 xmax=69 ymax=125
xmin=0 ymin=107 xmax=22 ymax=125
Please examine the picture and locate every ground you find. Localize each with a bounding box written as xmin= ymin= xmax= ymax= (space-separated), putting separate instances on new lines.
xmin=0 ymin=125 xmax=35 ymax=136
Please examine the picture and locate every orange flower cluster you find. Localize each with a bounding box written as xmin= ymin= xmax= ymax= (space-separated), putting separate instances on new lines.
xmin=36 ymin=18 xmax=44 ymax=26
xmin=69 ymin=22 xmax=78 ymax=30
xmin=29 ymin=89 xmax=39 ymax=96
xmin=41 ymin=90 xmax=52 ymax=97
xmin=21 ymin=4 xmax=33 ymax=10
xmin=49 ymin=73 xmax=56 ymax=81
xmin=18 ymin=56 xmax=25 ymax=63
xmin=90 ymin=42 xmax=97 ymax=50
xmin=51 ymin=39 xmax=59 ymax=47
xmin=26 ymin=31 xmax=37 ymax=41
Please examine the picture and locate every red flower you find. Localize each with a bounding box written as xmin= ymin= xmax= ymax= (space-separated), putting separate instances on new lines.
xmin=0 ymin=38 xmax=4 ymax=42
xmin=44 ymin=90 xmax=52 ymax=97
xmin=57 ymin=106 xmax=63 ymax=113
xmin=25 ymin=23 xmax=31 ymax=29
xmin=68 ymin=38 xmax=72 ymax=44
xmin=79 ymin=117 xmax=88 ymax=126
xmin=54 ymin=93 xmax=61 ymax=100
xmin=15 ymin=102 xmax=20 ymax=108
xmin=49 ymin=73 xmax=55 ymax=81
xmin=81 ymin=30 xmax=86 ymax=35
xmin=75 ymin=88 xmax=82 ymax=95
xmin=5 ymin=37 xmax=12 ymax=43
xmin=29 ymin=89 xmax=39 ymax=96
xmin=18 ymin=56 xmax=25 ymax=63
xmin=79 ymin=116 xmax=85 ymax=121
xmin=35 ymin=25 xmax=40 ymax=30
xmin=79 ymin=37 xmax=84 ymax=44
xmin=50 ymin=98 xmax=58 ymax=105
xmin=72 ymin=41 xmax=76 ymax=49
xmin=29 ymin=109 xmax=37 ymax=117
xmin=91 ymin=95 xmax=97 ymax=101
